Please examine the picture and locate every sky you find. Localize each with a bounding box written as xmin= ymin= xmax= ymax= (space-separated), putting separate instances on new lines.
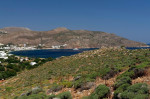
xmin=0 ymin=0 xmax=150 ymax=43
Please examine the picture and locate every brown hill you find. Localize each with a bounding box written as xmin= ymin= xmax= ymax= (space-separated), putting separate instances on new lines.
xmin=0 ymin=27 xmax=147 ymax=48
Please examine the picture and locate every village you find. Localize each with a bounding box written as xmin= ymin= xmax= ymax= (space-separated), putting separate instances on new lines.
xmin=0 ymin=43 xmax=54 ymax=80
xmin=0 ymin=43 xmax=69 ymax=51
xmin=0 ymin=43 xmax=37 ymax=51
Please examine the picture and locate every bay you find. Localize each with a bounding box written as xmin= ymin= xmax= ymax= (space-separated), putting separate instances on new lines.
xmin=10 ymin=48 xmax=98 ymax=58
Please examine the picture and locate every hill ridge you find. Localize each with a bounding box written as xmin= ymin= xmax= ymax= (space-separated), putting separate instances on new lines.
xmin=0 ymin=27 xmax=148 ymax=48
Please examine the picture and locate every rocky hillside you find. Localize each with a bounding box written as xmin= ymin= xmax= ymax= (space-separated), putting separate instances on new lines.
xmin=0 ymin=48 xmax=150 ymax=99
xmin=0 ymin=27 xmax=147 ymax=48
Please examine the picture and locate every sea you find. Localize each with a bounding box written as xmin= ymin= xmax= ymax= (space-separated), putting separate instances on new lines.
xmin=10 ymin=48 xmax=98 ymax=58
xmin=10 ymin=47 xmax=150 ymax=58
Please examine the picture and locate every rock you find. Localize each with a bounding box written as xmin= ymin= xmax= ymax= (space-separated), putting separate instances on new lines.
xmin=32 ymin=86 xmax=42 ymax=94
xmin=20 ymin=86 xmax=42 ymax=97
xmin=73 ymin=76 xmax=81 ymax=81
xmin=26 ymin=90 xmax=32 ymax=96
xmin=20 ymin=93 xmax=26 ymax=96
xmin=47 ymin=86 xmax=63 ymax=94
xmin=117 ymin=93 xmax=122 ymax=99
xmin=80 ymin=82 xmax=95 ymax=91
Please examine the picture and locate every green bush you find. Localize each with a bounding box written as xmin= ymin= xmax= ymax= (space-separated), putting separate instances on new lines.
xmin=46 ymin=94 xmax=55 ymax=99
xmin=0 ymin=66 xmax=5 ymax=71
xmin=47 ymin=83 xmax=63 ymax=93
xmin=114 ymin=76 xmax=131 ymax=89
xmin=56 ymin=91 xmax=72 ymax=99
xmin=117 ymin=71 xmax=134 ymax=80
xmin=120 ymin=83 xmax=149 ymax=99
xmin=59 ymin=81 xmax=73 ymax=88
xmin=5 ymin=87 xmax=14 ymax=92
xmin=73 ymin=77 xmax=94 ymax=89
xmin=114 ymin=83 xmax=130 ymax=99
xmin=81 ymin=96 xmax=90 ymax=99
xmin=17 ymin=93 xmax=47 ymax=99
xmin=89 ymin=85 xmax=110 ymax=99
xmin=135 ymin=62 xmax=150 ymax=69
xmin=98 ymin=67 xmax=111 ymax=78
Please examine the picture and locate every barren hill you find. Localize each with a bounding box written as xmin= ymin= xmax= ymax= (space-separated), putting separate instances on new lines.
xmin=0 ymin=27 xmax=147 ymax=48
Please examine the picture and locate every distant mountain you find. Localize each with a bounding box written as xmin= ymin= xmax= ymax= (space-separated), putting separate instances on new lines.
xmin=0 ymin=27 xmax=148 ymax=48
xmin=1 ymin=27 xmax=31 ymax=32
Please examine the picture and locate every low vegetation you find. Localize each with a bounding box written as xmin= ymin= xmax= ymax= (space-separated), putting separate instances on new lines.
xmin=0 ymin=48 xmax=150 ymax=99
xmin=82 ymin=84 xmax=110 ymax=99
xmin=0 ymin=55 xmax=54 ymax=80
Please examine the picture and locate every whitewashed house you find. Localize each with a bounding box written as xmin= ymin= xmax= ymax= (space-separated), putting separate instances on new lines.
xmin=0 ymin=51 xmax=7 ymax=57
xmin=30 ymin=62 xmax=37 ymax=66
xmin=0 ymin=43 xmax=4 ymax=46
xmin=0 ymin=51 xmax=8 ymax=59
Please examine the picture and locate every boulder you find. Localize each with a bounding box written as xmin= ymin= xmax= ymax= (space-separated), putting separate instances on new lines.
xmin=80 ymin=82 xmax=95 ymax=91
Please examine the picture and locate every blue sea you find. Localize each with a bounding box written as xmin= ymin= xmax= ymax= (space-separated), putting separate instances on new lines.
xmin=10 ymin=47 xmax=150 ymax=58
xmin=10 ymin=48 xmax=98 ymax=58
xmin=126 ymin=47 xmax=150 ymax=50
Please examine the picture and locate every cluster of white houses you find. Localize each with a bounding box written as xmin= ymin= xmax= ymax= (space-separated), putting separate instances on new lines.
xmin=0 ymin=43 xmax=36 ymax=51
xmin=0 ymin=43 xmax=37 ymax=66
xmin=0 ymin=51 xmax=37 ymax=66
xmin=0 ymin=43 xmax=69 ymax=50
xmin=0 ymin=51 xmax=8 ymax=59
xmin=51 ymin=44 xmax=67 ymax=49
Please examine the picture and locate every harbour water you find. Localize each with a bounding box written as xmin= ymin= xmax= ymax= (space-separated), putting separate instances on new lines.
xmin=10 ymin=48 xmax=98 ymax=58
xmin=10 ymin=47 xmax=150 ymax=58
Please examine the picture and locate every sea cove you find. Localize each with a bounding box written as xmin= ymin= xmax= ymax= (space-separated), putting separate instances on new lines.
xmin=10 ymin=48 xmax=98 ymax=58
xmin=10 ymin=47 xmax=150 ymax=58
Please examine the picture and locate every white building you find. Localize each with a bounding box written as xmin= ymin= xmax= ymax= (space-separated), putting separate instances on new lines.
xmin=0 ymin=51 xmax=7 ymax=57
xmin=30 ymin=62 xmax=37 ymax=66
xmin=0 ymin=51 xmax=8 ymax=59
xmin=0 ymin=43 xmax=4 ymax=46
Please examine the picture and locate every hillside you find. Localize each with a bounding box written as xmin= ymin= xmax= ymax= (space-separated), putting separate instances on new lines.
xmin=0 ymin=47 xmax=150 ymax=99
xmin=0 ymin=27 xmax=147 ymax=48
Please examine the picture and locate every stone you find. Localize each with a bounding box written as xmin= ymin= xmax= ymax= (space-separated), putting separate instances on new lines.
xmin=80 ymin=82 xmax=95 ymax=91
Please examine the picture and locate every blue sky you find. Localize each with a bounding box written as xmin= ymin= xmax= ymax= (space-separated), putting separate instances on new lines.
xmin=0 ymin=0 xmax=150 ymax=43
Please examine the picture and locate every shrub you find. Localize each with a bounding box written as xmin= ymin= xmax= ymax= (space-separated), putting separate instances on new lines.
xmin=4 ymin=69 xmax=17 ymax=78
xmin=17 ymin=93 xmax=47 ymax=99
xmin=81 ymin=96 xmax=90 ymax=99
xmin=98 ymin=67 xmax=111 ymax=79
xmin=113 ymin=83 xmax=130 ymax=99
xmin=102 ymin=68 xmax=118 ymax=80
xmin=47 ymin=83 xmax=63 ymax=94
xmin=89 ymin=84 xmax=110 ymax=99
xmin=117 ymin=71 xmax=134 ymax=80
xmin=56 ymin=91 xmax=72 ymax=99
xmin=5 ymin=87 xmax=13 ymax=92
xmin=114 ymin=76 xmax=131 ymax=90
xmin=120 ymin=83 xmax=149 ymax=99
xmin=73 ymin=77 xmax=94 ymax=89
xmin=0 ymin=66 xmax=5 ymax=71
xmin=46 ymin=94 xmax=55 ymax=99
xmin=59 ymin=81 xmax=73 ymax=88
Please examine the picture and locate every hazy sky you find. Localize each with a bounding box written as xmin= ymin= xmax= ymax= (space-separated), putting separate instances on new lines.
xmin=0 ymin=0 xmax=150 ymax=43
